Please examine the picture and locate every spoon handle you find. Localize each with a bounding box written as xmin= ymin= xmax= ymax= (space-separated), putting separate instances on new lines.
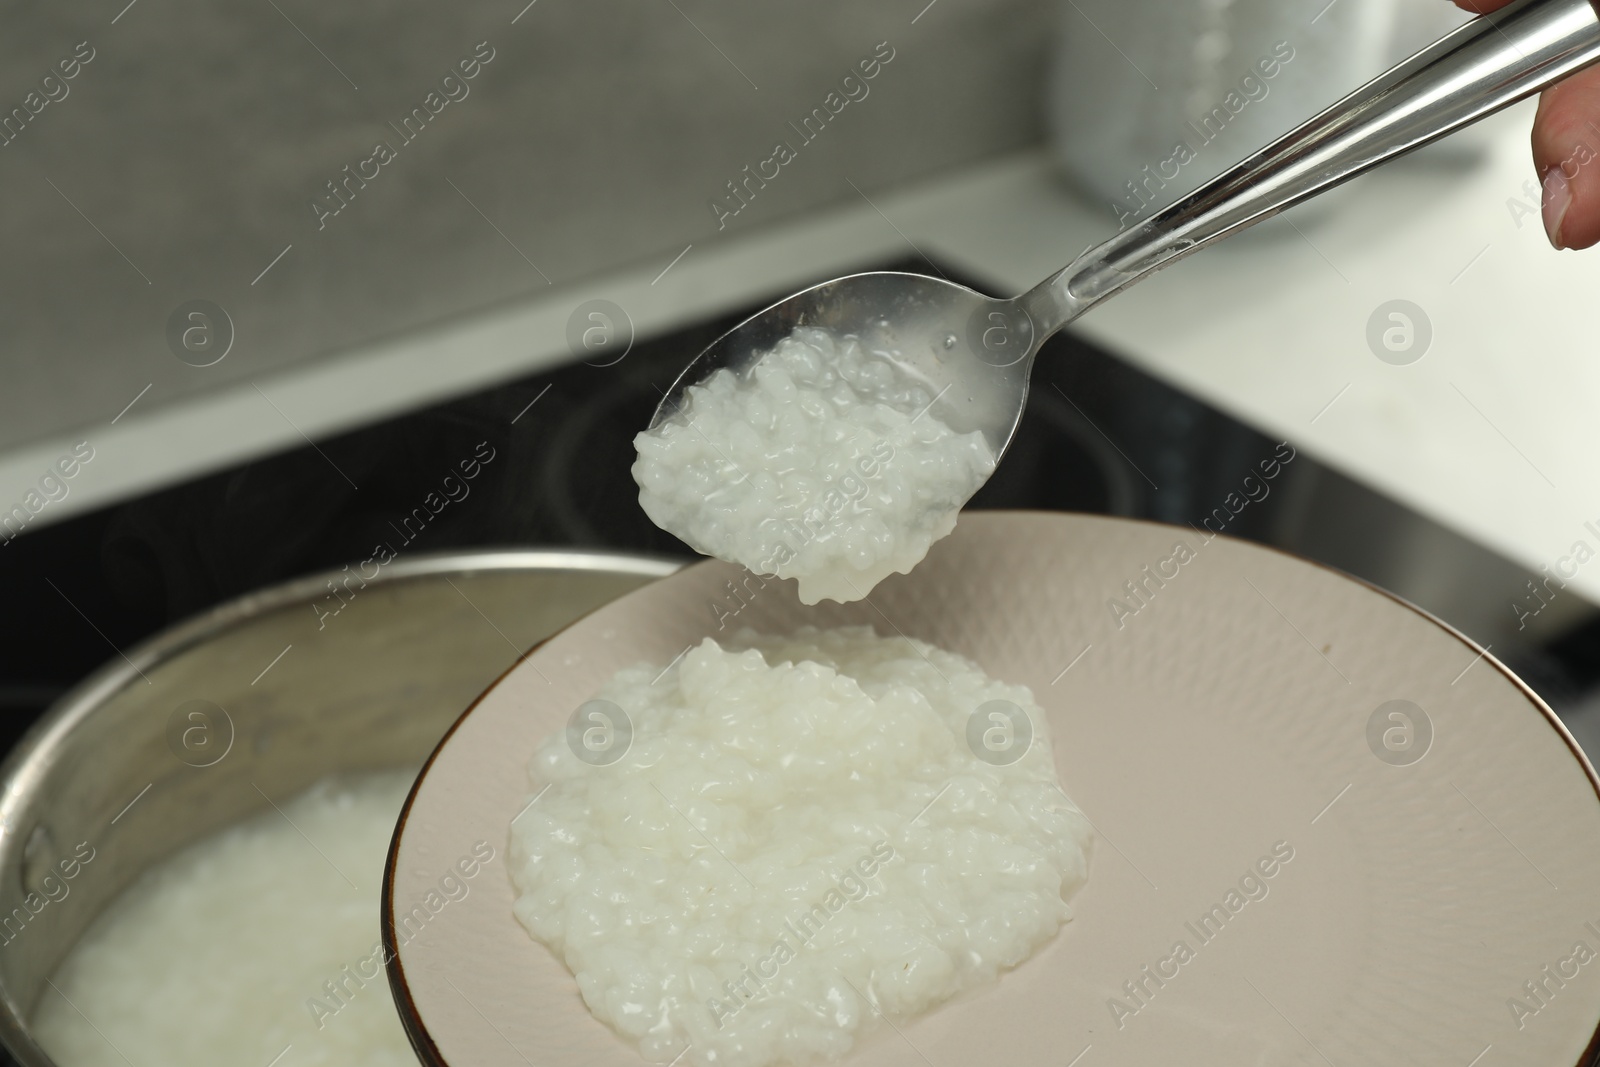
xmin=1025 ymin=0 xmax=1600 ymax=334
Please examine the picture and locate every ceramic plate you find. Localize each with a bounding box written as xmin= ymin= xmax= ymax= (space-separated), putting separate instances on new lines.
xmin=386 ymin=512 xmax=1600 ymax=1066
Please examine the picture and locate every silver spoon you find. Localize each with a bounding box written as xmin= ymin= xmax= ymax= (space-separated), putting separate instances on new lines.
xmin=651 ymin=0 xmax=1600 ymax=459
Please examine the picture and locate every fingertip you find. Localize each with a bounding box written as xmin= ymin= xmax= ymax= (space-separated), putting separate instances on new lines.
xmin=1532 ymin=68 xmax=1600 ymax=250
xmin=1550 ymin=165 xmax=1600 ymax=250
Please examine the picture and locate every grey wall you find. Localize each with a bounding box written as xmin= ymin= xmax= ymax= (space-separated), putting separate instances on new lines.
xmin=0 ymin=0 xmax=1051 ymax=452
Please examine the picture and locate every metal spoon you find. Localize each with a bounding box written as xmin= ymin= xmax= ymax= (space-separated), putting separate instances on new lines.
xmin=650 ymin=0 xmax=1600 ymax=458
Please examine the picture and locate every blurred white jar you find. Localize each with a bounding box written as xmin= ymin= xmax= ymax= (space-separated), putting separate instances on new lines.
xmin=1048 ymin=0 xmax=1470 ymax=229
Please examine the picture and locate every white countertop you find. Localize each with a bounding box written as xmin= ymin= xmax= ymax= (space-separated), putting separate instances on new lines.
xmin=919 ymin=101 xmax=1598 ymax=608
xmin=5 ymin=100 xmax=1592 ymax=611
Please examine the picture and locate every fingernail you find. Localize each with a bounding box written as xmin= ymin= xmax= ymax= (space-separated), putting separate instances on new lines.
xmin=1543 ymin=168 xmax=1571 ymax=250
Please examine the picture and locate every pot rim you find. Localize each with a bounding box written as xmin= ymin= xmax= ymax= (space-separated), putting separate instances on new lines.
xmin=0 ymin=547 xmax=683 ymax=802
xmin=0 ymin=545 xmax=683 ymax=1065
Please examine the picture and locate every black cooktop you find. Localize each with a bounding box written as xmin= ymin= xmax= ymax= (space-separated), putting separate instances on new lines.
xmin=4 ymin=259 xmax=1596 ymax=761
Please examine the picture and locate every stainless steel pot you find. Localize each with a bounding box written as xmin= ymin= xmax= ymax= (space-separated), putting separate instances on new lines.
xmin=0 ymin=548 xmax=680 ymax=1066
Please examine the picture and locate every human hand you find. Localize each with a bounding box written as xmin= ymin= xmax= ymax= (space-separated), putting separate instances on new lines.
xmin=1455 ymin=0 xmax=1600 ymax=248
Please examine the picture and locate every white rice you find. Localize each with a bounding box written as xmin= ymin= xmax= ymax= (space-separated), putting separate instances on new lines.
xmin=34 ymin=771 xmax=416 ymax=1067
xmin=633 ymin=326 xmax=995 ymax=605
xmin=509 ymin=626 xmax=1090 ymax=1067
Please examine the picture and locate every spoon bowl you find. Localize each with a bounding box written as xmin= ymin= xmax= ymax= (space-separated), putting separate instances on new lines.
xmin=648 ymin=271 xmax=1034 ymax=458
